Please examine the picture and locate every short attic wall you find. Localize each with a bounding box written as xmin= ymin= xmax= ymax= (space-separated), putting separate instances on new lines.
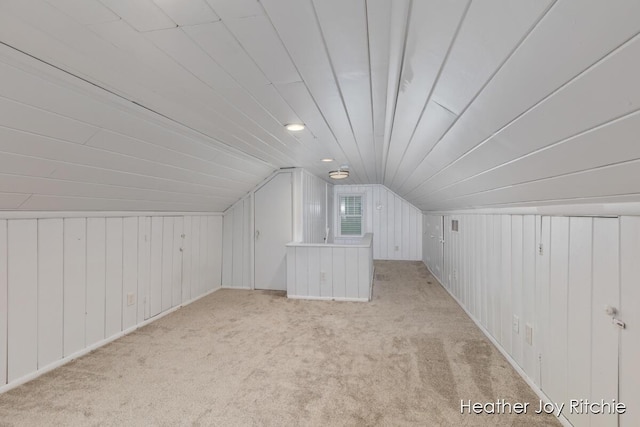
xmin=0 ymin=212 xmax=222 ymax=392
xmin=334 ymin=184 xmax=422 ymax=261
xmin=423 ymin=213 xmax=640 ymax=427
xmin=221 ymin=173 xmax=423 ymax=289
xmin=221 ymin=169 xmax=333 ymax=290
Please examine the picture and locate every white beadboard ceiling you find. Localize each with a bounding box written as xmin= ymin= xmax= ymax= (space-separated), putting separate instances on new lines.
xmin=0 ymin=0 xmax=639 ymax=211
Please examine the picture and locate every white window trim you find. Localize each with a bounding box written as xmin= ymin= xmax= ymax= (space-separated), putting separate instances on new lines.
xmin=336 ymin=192 xmax=365 ymax=238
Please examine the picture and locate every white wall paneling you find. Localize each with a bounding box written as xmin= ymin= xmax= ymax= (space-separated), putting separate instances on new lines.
xmin=171 ymin=216 xmax=183 ymax=307
xmin=181 ymin=215 xmax=192 ymax=303
xmin=298 ymin=170 xmax=333 ymax=244
xmin=86 ymin=218 xmax=107 ymax=346
xmin=0 ymin=220 xmax=7 ymax=385
xmin=149 ymin=216 xmax=163 ymax=318
xmin=545 ymin=216 xmax=569 ymax=406
xmin=222 ymin=170 xmax=333 ymax=289
xmin=221 ymin=210 xmax=233 ymax=287
xmin=223 ymin=198 xmax=247 ymax=288
xmin=208 ymin=216 xmax=223 ymax=291
xmin=63 ymin=218 xmax=87 ymax=356
xmin=161 ymin=216 xmax=174 ymax=312
xmin=37 ymin=219 xmax=64 ymax=367
xmin=620 ymin=217 xmax=640 ymax=427
xmin=590 ymin=218 xmax=619 ymax=427
xmin=7 ymin=220 xmax=38 ymax=382
xmin=138 ymin=216 xmax=151 ymax=322
xmin=255 ymin=172 xmax=292 ymax=291
xmin=190 ymin=216 xmax=201 ymax=295
xmin=198 ymin=215 xmax=208 ymax=295
xmin=122 ymin=217 xmax=139 ymax=330
xmin=242 ymin=200 xmax=251 ymax=289
xmin=423 ymin=215 xmax=443 ymax=282
xmin=231 ymin=201 xmax=244 ymax=287
xmin=0 ymin=212 xmax=222 ymax=392
xmin=105 ymin=217 xmax=124 ymax=337
xmin=286 ymin=234 xmax=373 ymax=302
xmin=424 ymin=213 xmax=639 ymax=426
xmin=334 ymin=185 xmax=422 ymax=261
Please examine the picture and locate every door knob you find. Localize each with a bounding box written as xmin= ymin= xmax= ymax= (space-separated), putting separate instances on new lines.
xmin=255 ymin=230 xmax=260 ymax=240
xmin=604 ymin=305 xmax=617 ymax=316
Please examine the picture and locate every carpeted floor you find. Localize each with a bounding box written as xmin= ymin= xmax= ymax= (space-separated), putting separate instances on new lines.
xmin=0 ymin=260 xmax=559 ymax=426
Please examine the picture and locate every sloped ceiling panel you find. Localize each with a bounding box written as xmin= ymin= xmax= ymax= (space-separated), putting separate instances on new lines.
xmin=0 ymin=0 xmax=639 ymax=211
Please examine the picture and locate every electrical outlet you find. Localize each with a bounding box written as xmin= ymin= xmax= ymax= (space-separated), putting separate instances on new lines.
xmin=320 ymin=271 xmax=326 ymax=281
xmin=512 ymin=315 xmax=519 ymax=334
xmin=395 ymin=245 xmax=399 ymax=251
xmin=538 ymin=243 xmax=544 ymax=255
xmin=127 ymin=293 xmax=135 ymax=306
xmin=525 ymin=323 xmax=533 ymax=345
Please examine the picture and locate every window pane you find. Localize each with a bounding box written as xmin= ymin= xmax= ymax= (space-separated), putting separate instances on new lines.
xmin=339 ymin=195 xmax=362 ymax=235
xmin=341 ymin=217 xmax=361 ymax=235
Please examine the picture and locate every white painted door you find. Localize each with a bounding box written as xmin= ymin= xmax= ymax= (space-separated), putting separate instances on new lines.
xmin=254 ymin=173 xmax=292 ymax=291
xmin=436 ymin=216 xmax=444 ymax=280
xmin=425 ymin=215 xmax=444 ymax=281
xmin=543 ymin=216 xmax=622 ymax=427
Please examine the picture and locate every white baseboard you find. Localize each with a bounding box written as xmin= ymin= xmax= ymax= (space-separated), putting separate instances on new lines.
xmin=422 ymin=263 xmax=572 ymax=427
xmin=0 ymin=286 xmax=222 ymax=395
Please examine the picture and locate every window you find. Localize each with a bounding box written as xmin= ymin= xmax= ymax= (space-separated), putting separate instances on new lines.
xmin=339 ymin=194 xmax=363 ymax=236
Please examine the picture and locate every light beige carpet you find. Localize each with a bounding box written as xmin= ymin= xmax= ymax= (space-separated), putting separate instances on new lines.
xmin=0 ymin=261 xmax=559 ymax=426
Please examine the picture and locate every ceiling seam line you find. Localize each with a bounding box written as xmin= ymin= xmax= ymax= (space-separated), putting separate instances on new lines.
xmin=259 ymin=4 xmax=360 ymax=180
xmin=17 ymin=192 xmax=223 ymax=208
xmin=381 ymin=0 xmax=413 ymax=184
xmin=0 ymin=40 xmax=277 ymax=170
xmin=364 ymin=0 xmax=380 ymax=183
xmin=396 ymin=0 xmax=560 ymax=194
xmin=308 ymin=0 xmax=373 ymax=183
xmin=16 ymin=194 xmax=33 ymax=209
xmin=412 ymin=105 xmax=640 ymax=202
xmin=0 ymin=24 xmax=275 ymax=167
xmin=178 ymin=25 xmax=311 ymax=153
xmin=0 ymin=158 xmax=251 ymax=200
xmin=0 ymin=125 xmax=268 ymax=186
xmin=426 ymin=156 xmax=640 ymax=206
xmin=387 ymin=0 xmax=472 ymax=188
xmin=433 ymin=192 xmax=640 ymax=211
xmin=211 ymin=17 xmax=312 ymax=135
xmin=405 ymin=25 xmax=640 ymax=199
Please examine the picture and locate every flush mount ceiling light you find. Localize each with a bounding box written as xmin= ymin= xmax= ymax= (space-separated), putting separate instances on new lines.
xmin=321 ymin=158 xmax=334 ymax=162
xmin=329 ymin=169 xmax=349 ymax=180
xmin=285 ymin=123 xmax=305 ymax=131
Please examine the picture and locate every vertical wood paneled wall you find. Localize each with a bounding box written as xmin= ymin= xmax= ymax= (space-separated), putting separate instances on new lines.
xmin=0 ymin=214 xmax=222 ymax=389
xmin=334 ymin=185 xmax=422 ymax=260
xmin=222 ymin=195 xmax=252 ymax=289
xmin=286 ymin=234 xmax=373 ymax=301
xmin=423 ymin=213 xmax=640 ymax=426
xmin=300 ymin=170 xmax=333 ymax=244
xmin=222 ymin=170 xmax=333 ymax=288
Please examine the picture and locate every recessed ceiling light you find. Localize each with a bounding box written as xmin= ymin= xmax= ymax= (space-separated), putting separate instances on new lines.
xmin=329 ymin=169 xmax=349 ymax=180
xmin=285 ymin=123 xmax=305 ymax=131
xmin=321 ymin=158 xmax=334 ymax=162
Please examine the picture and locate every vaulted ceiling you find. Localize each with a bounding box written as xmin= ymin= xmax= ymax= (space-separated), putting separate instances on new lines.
xmin=0 ymin=0 xmax=639 ymax=212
